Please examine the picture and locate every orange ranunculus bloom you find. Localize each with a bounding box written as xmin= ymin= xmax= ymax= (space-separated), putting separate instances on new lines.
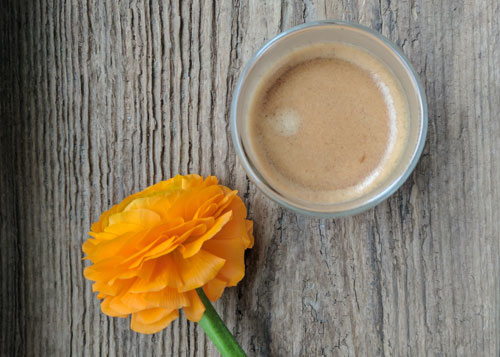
xmin=82 ymin=174 xmax=254 ymax=334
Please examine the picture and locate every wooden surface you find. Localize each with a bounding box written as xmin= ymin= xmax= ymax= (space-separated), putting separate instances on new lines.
xmin=1 ymin=0 xmax=499 ymax=356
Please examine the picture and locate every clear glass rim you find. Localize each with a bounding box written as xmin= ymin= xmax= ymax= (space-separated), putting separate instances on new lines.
xmin=230 ymin=20 xmax=428 ymax=218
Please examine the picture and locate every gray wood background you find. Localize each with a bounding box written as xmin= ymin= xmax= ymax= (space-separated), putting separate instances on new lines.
xmin=1 ymin=0 xmax=499 ymax=356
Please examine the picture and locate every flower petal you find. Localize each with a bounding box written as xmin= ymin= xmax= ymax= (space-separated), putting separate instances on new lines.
xmin=104 ymin=222 xmax=146 ymax=237
xmin=193 ymin=192 xmax=225 ymax=219
xmin=120 ymin=235 xmax=166 ymax=268
xmin=129 ymin=237 xmax=178 ymax=268
xmin=131 ymin=309 xmax=179 ymax=334
xmin=203 ymin=238 xmax=247 ymax=286
xmin=203 ymin=278 xmax=227 ymax=302
xmin=115 ymin=293 xmax=152 ymax=313
xmin=143 ymin=287 xmax=190 ymax=310
xmin=124 ymin=196 xmax=177 ymax=221
xmin=161 ymin=219 xmax=209 ymax=238
xmin=108 ymin=208 xmax=161 ymax=230
xmin=167 ymin=185 xmax=222 ymax=220
xmin=129 ymin=256 xmax=182 ymax=293
xmin=174 ymin=250 xmax=226 ymax=292
xmin=245 ymin=220 xmax=255 ymax=248
xmin=213 ymin=189 xmax=238 ymax=217
xmin=88 ymin=231 xmax=117 ymax=241
xmin=133 ymin=307 xmax=176 ymax=325
xmin=84 ymin=231 xmax=138 ymax=263
xmin=92 ymin=280 xmax=123 ymax=296
xmin=129 ymin=262 xmax=168 ymax=293
xmin=96 ymin=292 xmax=108 ymax=300
xmin=101 ymin=298 xmax=129 ymax=317
xmin=158 ymin=255 xmax=184 ymax=289
xmin=178 ymin=211 xmax=233 ymax=259
xmin=183 ymin=290 xmax=205 ymax=322
xmin=84 ymin=259 xmax=121 ymax=282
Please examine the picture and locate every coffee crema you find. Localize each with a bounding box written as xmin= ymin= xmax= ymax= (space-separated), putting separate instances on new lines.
xmin=247 ymin=43 xmax=409 ymax=203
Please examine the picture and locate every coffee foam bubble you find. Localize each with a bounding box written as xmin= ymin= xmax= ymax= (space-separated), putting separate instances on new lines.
xmin=265 ymin=108 xmax=302 ymax=136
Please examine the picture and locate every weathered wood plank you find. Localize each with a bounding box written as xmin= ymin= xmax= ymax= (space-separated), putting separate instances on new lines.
xmin=1 ymin=0 xmax=499 ymax=356
xmin=0 ymin=2 xmax=21 ymax=354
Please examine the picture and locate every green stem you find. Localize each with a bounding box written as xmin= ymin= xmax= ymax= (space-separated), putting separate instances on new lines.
xmin=196 ymin=288 xmax=246 ymax=357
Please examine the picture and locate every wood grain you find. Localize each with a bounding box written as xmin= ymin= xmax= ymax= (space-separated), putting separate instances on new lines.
xmin=1 ymin=0 xmax=499 ymax=356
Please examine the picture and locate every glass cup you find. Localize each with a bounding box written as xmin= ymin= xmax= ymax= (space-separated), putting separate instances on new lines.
xmin=231 ymin=21 xmax=428 ymax=217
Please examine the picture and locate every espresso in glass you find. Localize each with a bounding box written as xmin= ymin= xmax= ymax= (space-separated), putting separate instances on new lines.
xmin=248 ymin=42 xmax=409 ymax=204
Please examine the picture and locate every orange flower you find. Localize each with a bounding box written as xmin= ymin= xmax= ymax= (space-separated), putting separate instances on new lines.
xmin=82 ymin=175 xmax=254 ymax=334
